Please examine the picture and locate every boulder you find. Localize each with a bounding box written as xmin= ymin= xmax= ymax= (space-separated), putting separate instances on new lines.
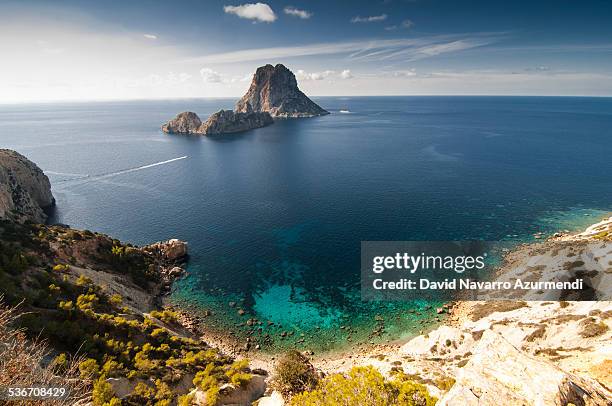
xmin=438 ymin=330 xmax=612 ymax=406
xmin=256 ymin=391 xmax=285 ymax=406
xmin=0 ymin=149 xmax=55 ymax=223
xmin=235 ymin=64 xmax=329 ymax=118
xmin=199 ymin=110 xmax=273 ymax=135
xmin=192 ymin=374 xmax=266 ymax=405
xmin=400 ymin=325 xmax=475 ymax=360
xmin=161 ymin=112 xmax=203 ymax=134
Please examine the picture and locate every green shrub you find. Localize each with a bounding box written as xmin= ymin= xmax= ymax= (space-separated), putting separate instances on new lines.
xmin=271 ymin=350 xmax=319 ymax=397
xmin=289 ymin=366 xmax=436 ymax=406
xmin=92 ymin=376 xmax=115 ymax=406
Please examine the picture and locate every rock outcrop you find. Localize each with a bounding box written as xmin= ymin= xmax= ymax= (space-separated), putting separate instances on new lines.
xmin=0 ymin=149 xmax=54 ymax=223
xmin=144 ymin=238 xmax=188 ymax=261
xmin=438 ymin=330 xmax=612 ymax=406
xmin=162 ymin=64 xmax=328 ymax=135
xmin=161 ymin=112 xmax=202 ymax=134
xmin=199 ymin=110 xmax=273 ymax=135
xmin=235 ymin=64 xmax=329 ymax=118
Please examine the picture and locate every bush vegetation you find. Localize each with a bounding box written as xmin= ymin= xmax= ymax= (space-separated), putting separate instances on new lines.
xmin=289 ymin=366 xmax=436 ymax=406
xmin=0 ymin=220 xmax=245 ymax=405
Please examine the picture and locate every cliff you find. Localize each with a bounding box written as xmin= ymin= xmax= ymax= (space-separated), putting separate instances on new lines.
xmin=161 ymin=110 xmax=273 ymax=135
xmin=235 ymin=64 xmax=329 ymax=118
xmin=199 ymin=110 xmax=273 ymax=135
xmin=0 ymin=149 xmax=54 ymax=223
xmin=161 ymin=111 xmax=202 ymax=134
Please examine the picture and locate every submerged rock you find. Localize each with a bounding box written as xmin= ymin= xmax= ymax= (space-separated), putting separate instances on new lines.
xmin=199 ymin=109 xmax=273 ymax=135
xmin=161 ymin=111 xmax=202 ymax=134
xmin=0 ymin=149 xmax=55 ymax=223
xmin=235 ymin=64 xmax=329 ymax=118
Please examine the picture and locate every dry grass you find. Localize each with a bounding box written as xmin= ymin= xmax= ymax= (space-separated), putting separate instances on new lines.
xmin=470 ymin=301 xmax=528 ymax=321
xmin=579 ymin=317 xmax=609 ymax=338
xmin=0 ymin=300 xmax=91 ymax=405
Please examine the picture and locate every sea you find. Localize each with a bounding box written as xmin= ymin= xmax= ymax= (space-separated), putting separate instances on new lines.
xmin=1 ymin=96 xmax=610 ymax=353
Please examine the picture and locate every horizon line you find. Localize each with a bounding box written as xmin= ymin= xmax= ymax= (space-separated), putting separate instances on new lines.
xmin=2 ymin=94 xmax=612 ymax=105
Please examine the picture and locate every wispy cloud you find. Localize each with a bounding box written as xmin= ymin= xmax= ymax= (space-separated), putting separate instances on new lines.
xmin=295 ymin=69 xmax=355 ymax=81
xmin=143 ymin=34 xmax=157 ymax=40
xmin=284 ymin=6 xmax=312 ymax=19
xmin=351 ymin=14 xmax=388 ymax=23
xmin=385 ymin=19 xmax=413 ymax=31
xmin=224 ymin=3 xmax=277 ymax=23
xmin=179 ymin=33 xmax=504 ymax=65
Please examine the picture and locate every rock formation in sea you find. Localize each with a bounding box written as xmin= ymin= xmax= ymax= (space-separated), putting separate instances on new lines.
xmin=235 ymin=63 xmax=329 ymax=118
xmin=161 ymin=111 xmax=202 ymax=134
xmin=162 ymin=63 xmax=328 ymax=135
xmin=0 ymin=149 xmax=55 ymax=223
xmin=199 ymin=110 xmax=274 ymax=135
xmin=161 ymin=110 xmax=273 ymax=135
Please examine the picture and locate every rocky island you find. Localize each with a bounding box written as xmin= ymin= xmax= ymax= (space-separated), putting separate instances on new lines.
xmin=161 ymin=63 xmax=327 ymax=136
xmin=235 ymin=64 xmax=329 ymax=118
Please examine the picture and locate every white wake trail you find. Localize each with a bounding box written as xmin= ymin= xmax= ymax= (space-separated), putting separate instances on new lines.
xmin=94 ymin=155 xmax=188 ymax=180
xmin=56 ymin=155 xmax=188 ymax=184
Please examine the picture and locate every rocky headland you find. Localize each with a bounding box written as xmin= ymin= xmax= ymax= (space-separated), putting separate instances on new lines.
xmin=0 ymin=149 xmax=54 ymax=223
xmin=161 ymin=63 xmax=327 ymax=136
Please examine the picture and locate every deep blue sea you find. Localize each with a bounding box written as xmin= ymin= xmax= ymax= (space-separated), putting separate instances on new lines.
xmin=1 ymin=96 xmax=610 ymax=352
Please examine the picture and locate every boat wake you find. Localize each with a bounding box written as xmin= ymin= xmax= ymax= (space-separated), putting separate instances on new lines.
xmin=55 ymin=156 xmax=188 ymax=184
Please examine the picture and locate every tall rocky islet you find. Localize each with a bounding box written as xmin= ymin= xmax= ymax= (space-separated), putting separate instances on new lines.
xmin=161 ymin=64 xmax=328 ymax=135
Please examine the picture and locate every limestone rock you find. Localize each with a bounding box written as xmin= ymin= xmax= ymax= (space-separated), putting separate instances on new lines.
xmin=145 ymin=238 xmax=188 ymax=261
xmin=161 ymin=111 xmax=202 ymax=134
xmin=192 ymin=374 xmax=266 ymax=405
xmin=0 ymin=149 xmax=54 ymax=223
xmin=257 ymin=391 xmax=285 ymax=406
xmin=235 ymin=64 xmax=329 ymax=118
xmin=199 ymin=109 xmax=273 ymax=135
xmin=438 ymin=330 xmax=612 ymax=406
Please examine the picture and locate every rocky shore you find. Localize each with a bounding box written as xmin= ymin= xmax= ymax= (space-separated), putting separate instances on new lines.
xmin=165 ymin=216 xmax=612 ymax=405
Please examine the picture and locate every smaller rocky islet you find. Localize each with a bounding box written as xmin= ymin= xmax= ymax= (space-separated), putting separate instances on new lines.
xmin=161 ymin=64 xmax=328 ymax=136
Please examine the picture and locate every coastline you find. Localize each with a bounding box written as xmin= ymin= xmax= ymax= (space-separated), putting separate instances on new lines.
xmin=164 ymin=213 xmax=611 ymax=377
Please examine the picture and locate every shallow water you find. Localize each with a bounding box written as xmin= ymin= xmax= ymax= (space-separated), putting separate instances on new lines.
xmin=1 ymin=96 xmax=610 ymax=352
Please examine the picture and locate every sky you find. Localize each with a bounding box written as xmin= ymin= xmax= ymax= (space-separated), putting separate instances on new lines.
xmin=2 ymin=0 xmax=612 ymax=102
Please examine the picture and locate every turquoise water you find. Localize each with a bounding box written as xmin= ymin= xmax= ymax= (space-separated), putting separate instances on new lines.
xmin=0 ymin=97 xmax=610 ymax=352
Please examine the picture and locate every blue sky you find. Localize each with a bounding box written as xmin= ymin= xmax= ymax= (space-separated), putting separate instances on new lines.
xmin=2 ymin=0 xmax=612 ymax=102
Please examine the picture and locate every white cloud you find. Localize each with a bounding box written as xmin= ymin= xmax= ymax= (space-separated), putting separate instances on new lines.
xmin=391 ymin=69 xmax=416 ymax=77
xmin=200 ymin=68 xmax=223 ymax=83
xmin=224 ymin=3 xmax=277 ymax=23
xmin=295 ymin=69 xmax=354 ymax=81
xmin=340 ymin=69 xmax=353 ymax=79
xmin=296 ymin=69 xmax=335 ymax=80
xmin=284 ymin=6 xmax=312 ymax=19
xmin=143 ymin=34 xmax=157 ymax=40
xmin=351 ymin=14 xmax=387 ymax=23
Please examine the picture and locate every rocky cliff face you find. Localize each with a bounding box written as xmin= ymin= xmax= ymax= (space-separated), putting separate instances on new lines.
xmin=235 ymin=64 xmax=329 ymax=118
xmin=199 ymin=110 xmax=273 ymax=135
xmin=161 ymin=110 xmax=273 ymax=135
xmin=161 ymin=112 xmax=202 ymax=134
xmin=0 ymin=149 xmax=54 ymax=223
